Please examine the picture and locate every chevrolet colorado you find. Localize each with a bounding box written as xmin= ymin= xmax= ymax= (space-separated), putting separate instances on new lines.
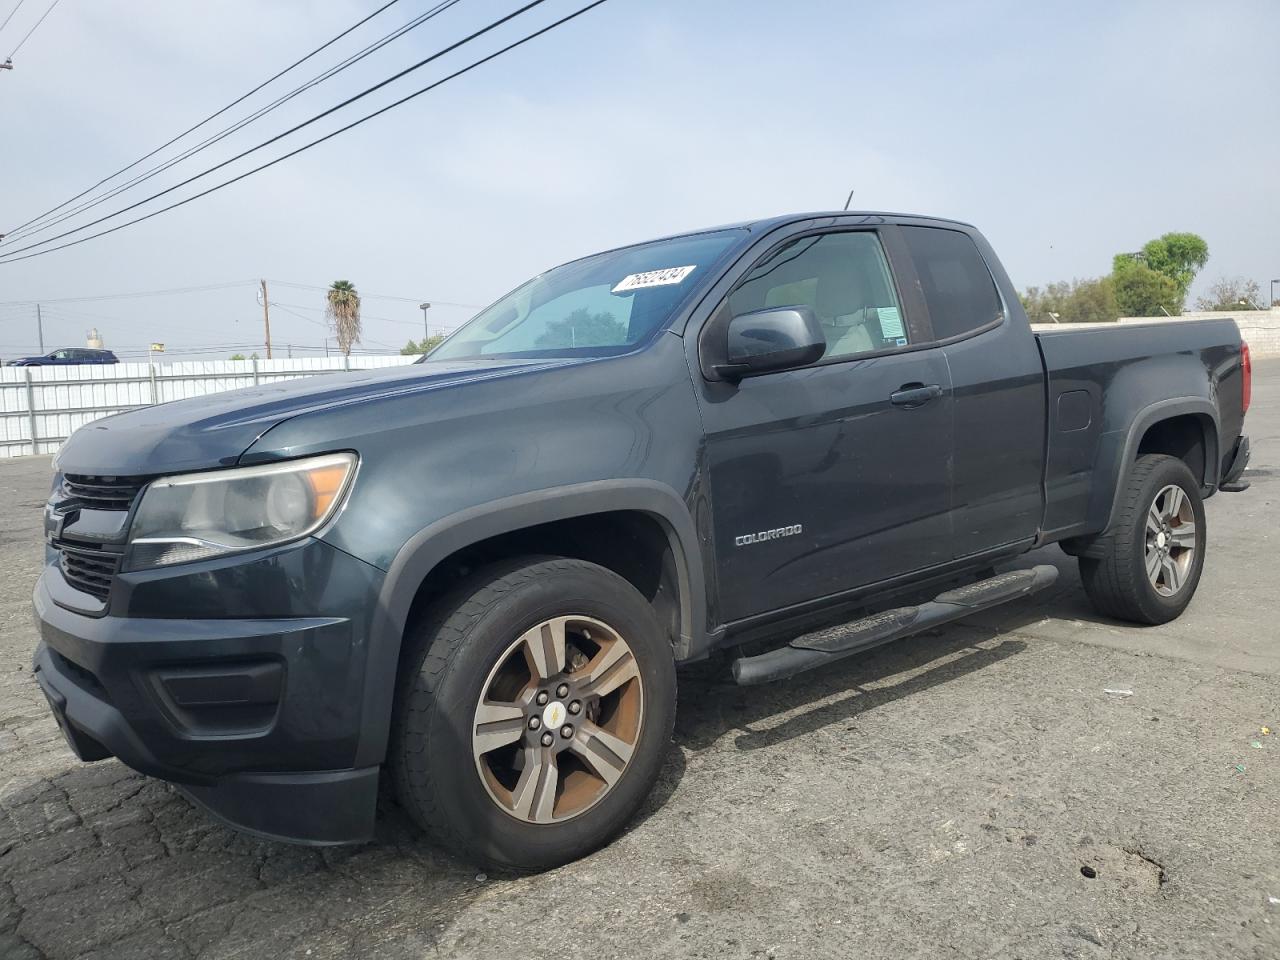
xmin=32 ymin=212 xmax=1252 ymax=870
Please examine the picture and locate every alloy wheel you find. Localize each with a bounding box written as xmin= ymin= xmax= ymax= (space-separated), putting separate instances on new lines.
xmin=472 ymin=615 xmax=644 ymax=823
xmin=1145 ymin=483 xmax=1196 ymax=597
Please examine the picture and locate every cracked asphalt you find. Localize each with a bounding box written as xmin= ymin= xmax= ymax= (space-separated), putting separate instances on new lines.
xmin=2 ymin=363 xmax=1279 ymax=960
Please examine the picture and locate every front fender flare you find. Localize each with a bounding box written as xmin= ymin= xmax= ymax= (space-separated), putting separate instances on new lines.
xmin=354 ymin=479 xmax=706 ymax=766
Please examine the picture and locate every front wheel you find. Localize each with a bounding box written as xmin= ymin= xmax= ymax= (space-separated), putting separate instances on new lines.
xmin=1079 ymin=454 xmax=1206 ymax=624
xmin=391 ymin=557 xmax=676 ymax=871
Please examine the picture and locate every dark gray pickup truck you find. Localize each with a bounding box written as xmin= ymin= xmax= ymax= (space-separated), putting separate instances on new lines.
xmin=32 ymin=212 xmax=1251 ymax=870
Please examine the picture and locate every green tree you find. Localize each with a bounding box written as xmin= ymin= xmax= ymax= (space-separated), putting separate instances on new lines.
xmin=325 ymin=280 xmax=362 ymax=356
xmin=1195 ymin=276 xmax=1264 ymax=312
xmin=400 ymin=334 xmax=446 ymax=355
xmin=1020 ymin=277 xmax=1119 ymax=324
xmin=1112 ymin=263 xmax=1182 ymax=317
xmin=230 ymin=353 xmax=246 ymax=360
xmin=1113 ymin=232 xmax=1208 ymax=308
xmin=534 ymin=308 xmax=626 ymax=348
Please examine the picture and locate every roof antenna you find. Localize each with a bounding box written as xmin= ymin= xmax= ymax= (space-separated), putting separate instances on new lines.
xmin=843 ymin=189 xmax=855 ymax=211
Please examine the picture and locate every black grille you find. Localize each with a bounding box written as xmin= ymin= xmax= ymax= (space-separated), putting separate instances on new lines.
xmin=61 ymin=474 xmax=149 ymax=512
xmin=56 ymin=542 xmax=121 ymax=601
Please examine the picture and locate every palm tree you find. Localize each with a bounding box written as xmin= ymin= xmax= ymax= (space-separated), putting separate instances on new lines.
xmin=326 ymin=280 xmax=362 ymax=356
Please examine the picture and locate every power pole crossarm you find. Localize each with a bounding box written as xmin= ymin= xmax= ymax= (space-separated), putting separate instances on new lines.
xmin=260 ymin=279 xmax=273 ymax=360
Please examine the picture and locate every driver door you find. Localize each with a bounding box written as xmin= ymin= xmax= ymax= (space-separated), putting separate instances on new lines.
xmin=692 ymin=226 xmax=954 ymax=623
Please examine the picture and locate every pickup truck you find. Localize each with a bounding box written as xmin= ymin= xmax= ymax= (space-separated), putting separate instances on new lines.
xmin=32 ymin=212 xmax=1252 ymax=871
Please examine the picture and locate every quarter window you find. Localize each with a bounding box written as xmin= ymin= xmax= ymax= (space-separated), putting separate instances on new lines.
xmin=729 ymin=232 xmax=908 ymax=360
xmin=899 ymin=226 xmax=1004 ymax=340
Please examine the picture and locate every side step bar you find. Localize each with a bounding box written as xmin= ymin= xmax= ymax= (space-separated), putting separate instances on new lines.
xmin=731 ymin=565 xmax=1059 ymax=685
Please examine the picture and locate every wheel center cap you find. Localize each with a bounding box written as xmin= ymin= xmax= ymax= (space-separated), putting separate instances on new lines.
xmin=1156 ymin=532 xmax=1168 ymax=549
xmin=542 ymin=701 xmax=567 ymax=730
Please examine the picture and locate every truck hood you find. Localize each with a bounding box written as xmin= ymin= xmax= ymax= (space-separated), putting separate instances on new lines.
xmin=54 ymin=357 xmax=577 ymax=476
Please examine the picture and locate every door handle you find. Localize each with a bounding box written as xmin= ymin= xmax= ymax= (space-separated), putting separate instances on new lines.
xmin=890 ymin=383 xmax=944 ymax=409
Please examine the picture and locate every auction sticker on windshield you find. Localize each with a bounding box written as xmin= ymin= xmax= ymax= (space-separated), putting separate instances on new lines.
xmin=612 ymin=265 xmax=697 ymax=293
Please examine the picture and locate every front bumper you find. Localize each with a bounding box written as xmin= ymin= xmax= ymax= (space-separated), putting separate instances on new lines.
xmin=31 ymin=539 xmax=387 ymax=845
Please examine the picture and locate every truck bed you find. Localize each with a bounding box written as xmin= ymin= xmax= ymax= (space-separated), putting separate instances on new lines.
xmin=1032 ymin=317 xmax=1247 ymax=543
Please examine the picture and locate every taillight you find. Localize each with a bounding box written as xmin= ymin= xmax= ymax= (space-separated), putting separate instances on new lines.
xmin=1241 ymin=342 xmax=1252 ymax=415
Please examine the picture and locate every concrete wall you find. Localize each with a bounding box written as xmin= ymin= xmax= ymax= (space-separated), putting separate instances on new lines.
xmin=1116 ymin=308 xmax=1280 ymax=358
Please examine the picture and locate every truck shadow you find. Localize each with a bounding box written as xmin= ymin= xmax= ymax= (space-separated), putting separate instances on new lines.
xmin=675 ymin=629 xmax=1028 ymax=755
xmin=671 ymin=545 xmax=1104 ymax=756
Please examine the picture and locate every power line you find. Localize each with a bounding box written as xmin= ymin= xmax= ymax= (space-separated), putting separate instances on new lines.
xmin=5 ymin=0 xmax=59 ymax=59
xmin=269 ymin=280 xmax=482 ymax=308
xmin=270 ymin=302 xmax=456 ymax=350
xmin=0 ymin=280 xmax=259 ymax=305
xmin=1 ymin=0 xmax=404 ymax=239
xmin=3 ymin=0 xmax=465 ymax=244
xmin=0 ymin=0 xmax=611 ymax=266
xmin=269 ymin=298 xmax=446 ymax=327
xmin=0 ymin=0 xmax=29 ymax=35
xmin=20 ymin=304 xmax=121 ymax=322
xmin=0 ymin=280 xmax=477 ymax=315
xmin=271 ymin=300 xmax=403 ymax=325
xmin=268 ymin=301 xmax=328 ymax=328
xmin=0 ymin=0 xmax=573 ymax=261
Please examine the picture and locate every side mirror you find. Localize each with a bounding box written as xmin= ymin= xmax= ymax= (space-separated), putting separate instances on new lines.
xmin=717 ymin=306 xmax=826 ymax=379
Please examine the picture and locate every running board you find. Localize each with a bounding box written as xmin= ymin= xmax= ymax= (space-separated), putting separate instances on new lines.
xmin=731 ymin=565 xmax=1059 ymax=685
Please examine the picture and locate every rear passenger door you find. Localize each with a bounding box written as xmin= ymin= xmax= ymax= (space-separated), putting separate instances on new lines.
xmin=693 ymin=225 xmax=955 ymax=623
xmin=898 ymin=225 xmax=1046 ymax=557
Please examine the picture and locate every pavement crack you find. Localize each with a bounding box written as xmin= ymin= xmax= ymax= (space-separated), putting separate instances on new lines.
xmin=1123 ymin=845 xmax=1168 ymax=887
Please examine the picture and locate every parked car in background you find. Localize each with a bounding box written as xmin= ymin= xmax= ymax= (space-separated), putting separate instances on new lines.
xmin=7 ymin=347 xmax=119 ymax=366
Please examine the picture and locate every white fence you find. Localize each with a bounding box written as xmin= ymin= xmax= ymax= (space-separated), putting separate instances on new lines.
xmin=0 ymin=354 xmax=419 ymax=459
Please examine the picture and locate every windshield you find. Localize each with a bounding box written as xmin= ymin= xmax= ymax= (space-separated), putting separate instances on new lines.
xmin=427 ymin=229 xmax=743 ymax=361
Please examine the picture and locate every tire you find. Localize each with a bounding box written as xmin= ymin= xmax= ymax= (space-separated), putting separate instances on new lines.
xmin=390 ymin=556 xmax=677 ymax=871
xmin=1078 ymin=454 xmax=1206 ymax=625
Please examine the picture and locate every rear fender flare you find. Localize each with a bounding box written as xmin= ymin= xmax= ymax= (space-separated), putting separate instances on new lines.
xmin=1096 ymin=397 xmax=1220 ymax=532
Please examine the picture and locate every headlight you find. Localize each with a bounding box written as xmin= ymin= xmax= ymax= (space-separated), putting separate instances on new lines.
xmin=125 ymin=452 xmax=356 ymax=570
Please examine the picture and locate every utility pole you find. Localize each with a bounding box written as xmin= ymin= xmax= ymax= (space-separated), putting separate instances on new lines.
xmin=36 ymin=303 xmax=44 ymax=352
xmin=419 ymin=302 xmax=432 ymax=344
xmin=259 ymin=279 xmax=273 ymax=359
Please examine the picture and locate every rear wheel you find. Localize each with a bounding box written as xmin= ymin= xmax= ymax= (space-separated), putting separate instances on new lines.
xmin=391 ymin=557 xmax=676 ymax=871
xmin=1078 ymin=454 xmax=1206 ymax=624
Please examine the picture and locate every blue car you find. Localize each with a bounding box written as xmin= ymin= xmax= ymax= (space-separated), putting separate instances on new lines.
xmin=7 ymin=347 xmax=118 ymax=366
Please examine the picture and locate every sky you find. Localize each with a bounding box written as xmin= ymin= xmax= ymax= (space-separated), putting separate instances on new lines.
xmin=0 ymin=0 xmax=1277 ymax=361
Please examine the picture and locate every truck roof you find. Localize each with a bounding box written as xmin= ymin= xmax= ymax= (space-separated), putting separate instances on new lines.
xmin=741 ymin=211 xmax=977 ymax=232
xmin=575 ymin=211 xmax=979 ymax=264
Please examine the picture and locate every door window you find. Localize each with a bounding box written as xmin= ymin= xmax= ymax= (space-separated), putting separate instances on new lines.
xmin=899 ymin=226 xmax=1004 ymax=340
xmin=728 ymin=232 xmax=908 ymax=360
